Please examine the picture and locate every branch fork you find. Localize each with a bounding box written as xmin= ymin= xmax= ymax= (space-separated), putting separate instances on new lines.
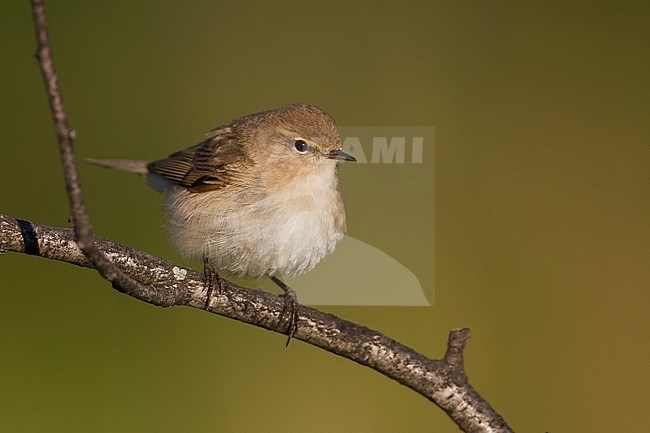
xmin=10 ymin=2 xmax=515 ymax=432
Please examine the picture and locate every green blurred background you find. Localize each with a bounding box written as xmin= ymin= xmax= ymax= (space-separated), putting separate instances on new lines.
xmin=1 ymin=1 xmax=648 ymax=431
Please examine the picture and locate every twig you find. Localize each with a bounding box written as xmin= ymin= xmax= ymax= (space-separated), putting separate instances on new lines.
xmin=30 ymin=0 xmax=177 ymax=307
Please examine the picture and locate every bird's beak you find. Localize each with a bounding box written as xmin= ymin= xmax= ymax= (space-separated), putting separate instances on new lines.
xmin=325 ymin=149 xmax=356 ymax=162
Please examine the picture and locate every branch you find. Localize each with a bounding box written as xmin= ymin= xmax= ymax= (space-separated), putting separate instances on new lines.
xmin=20 ymin=1 xmax=514 ymax=432
xmin=0 ymin=216 xmax=512 ymax=432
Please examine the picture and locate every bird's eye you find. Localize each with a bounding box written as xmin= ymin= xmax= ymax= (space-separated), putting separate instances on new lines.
xmin=293 ymin=139 xmax=309 ymax=154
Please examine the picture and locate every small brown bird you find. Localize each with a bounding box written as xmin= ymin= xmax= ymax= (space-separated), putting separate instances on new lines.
xmin=89 ymin=104 xmax=355 ymax=339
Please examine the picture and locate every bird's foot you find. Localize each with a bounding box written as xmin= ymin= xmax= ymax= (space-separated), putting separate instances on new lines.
xmin=203 ymin=257 xmax=223 ymax=309
xmin=270 ymin=276 xmax=300 ymax=346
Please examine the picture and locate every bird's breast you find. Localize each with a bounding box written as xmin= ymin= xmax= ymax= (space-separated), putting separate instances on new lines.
xmin=164 ymin=165 xmax=346 ymax=278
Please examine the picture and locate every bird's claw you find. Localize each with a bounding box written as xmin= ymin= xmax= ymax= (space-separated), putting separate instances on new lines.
xmin=280 ymin=289 xmax=299 ymax=346
xmin=203 ymin=257 xmax=223 ymax=309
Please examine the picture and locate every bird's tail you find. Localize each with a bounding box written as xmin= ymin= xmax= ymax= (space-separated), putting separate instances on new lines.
xmin=85 ymin=158 xmax=150 ymax=175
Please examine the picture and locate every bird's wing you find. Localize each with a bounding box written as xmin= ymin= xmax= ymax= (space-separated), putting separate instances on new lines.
xmin=148 ymin=126 xmax=253 ymax=193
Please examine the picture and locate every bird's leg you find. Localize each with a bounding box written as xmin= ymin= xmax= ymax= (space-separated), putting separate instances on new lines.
xmin=203 ymin=257 xmax=223 ymax=309
xmin=270 ymin=276 xmax=299 ymax=346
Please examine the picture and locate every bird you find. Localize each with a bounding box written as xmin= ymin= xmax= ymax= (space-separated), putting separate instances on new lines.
xmin=88 ymin=103 xmax=355 ymax=341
